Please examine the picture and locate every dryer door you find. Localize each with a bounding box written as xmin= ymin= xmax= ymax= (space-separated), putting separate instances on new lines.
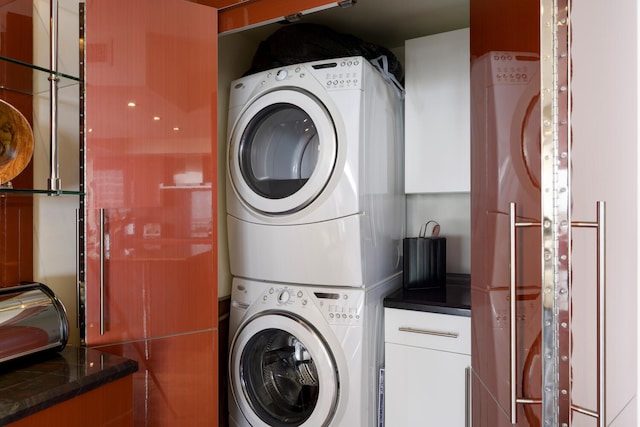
xmin=228 ymin=90 xmax=337 ymax=215
xmin=229 ymin=312 xmax=339 ymax=427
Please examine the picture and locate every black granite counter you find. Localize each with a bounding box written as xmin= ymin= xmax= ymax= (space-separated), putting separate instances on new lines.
xmin=384 ymin=273 xmax=471 ymax=316
xmin=0 ymin=346 xmax=138 ymax=425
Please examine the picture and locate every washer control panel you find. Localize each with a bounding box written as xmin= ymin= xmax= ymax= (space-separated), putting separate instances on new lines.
xmin=313 ymin=290 xmax=362 ymax=325
xmin=260 ymin=285 xmax=363 ymax=326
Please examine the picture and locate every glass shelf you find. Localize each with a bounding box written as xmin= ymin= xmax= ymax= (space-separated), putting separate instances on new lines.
xmin=0 ymin=54 xmax=81 ymax=96
xmin=0 ymin=187 xmax=83 ymax=196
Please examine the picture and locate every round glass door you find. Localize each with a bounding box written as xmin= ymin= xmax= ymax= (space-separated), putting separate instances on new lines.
xmin=230 ymin=313 xmax=339 ymax=427
xmin=229 ymin=90 xmax=337 ymax=215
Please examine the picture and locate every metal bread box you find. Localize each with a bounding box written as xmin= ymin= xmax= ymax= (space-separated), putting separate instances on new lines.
xmin=0 ymin=282 xmax=69 ymax=363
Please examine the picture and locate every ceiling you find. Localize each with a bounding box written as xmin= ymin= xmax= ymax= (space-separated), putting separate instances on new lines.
xmin=229 ymin=0 xmax=470 ymax=50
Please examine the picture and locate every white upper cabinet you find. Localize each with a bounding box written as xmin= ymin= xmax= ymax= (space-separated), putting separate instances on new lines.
xmin=404 ymin=28 xmax=470 ymax=194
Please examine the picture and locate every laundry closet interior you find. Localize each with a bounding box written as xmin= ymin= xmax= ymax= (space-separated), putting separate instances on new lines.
xmin=217 ymin=1 xmax=471 ymax=426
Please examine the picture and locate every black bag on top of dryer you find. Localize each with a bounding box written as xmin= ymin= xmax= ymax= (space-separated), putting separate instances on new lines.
xmin=403 ymin=221 xmax=446 ymax=290
xmin=244 ymin=23 xmax=404 ymax=85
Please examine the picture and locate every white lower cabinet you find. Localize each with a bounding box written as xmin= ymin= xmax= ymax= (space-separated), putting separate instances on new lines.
xmin=384 ymin=308 xmax=471 ymax=426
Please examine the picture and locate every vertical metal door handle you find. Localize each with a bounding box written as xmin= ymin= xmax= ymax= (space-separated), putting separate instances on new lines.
xmin=99 ymin=208 xmax=105 ymax=335
xmin=509 ymin=203 xmax=541 ymax=424
xmin=571 ymin=201 xmax=606 ymax=426
xmin=597 ymin=201 xmax=606 ymax=427
xmin=465 ymin=366 xmax=471 ymax=427
xmin=509 ymin=203 xmax=518 ymax=424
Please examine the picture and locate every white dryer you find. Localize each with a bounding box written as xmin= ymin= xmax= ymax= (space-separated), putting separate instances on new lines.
xmin=227 ymin=275 xmax=399 ymax=427
xmin=226 ymin=56 xmax=404 ymax=287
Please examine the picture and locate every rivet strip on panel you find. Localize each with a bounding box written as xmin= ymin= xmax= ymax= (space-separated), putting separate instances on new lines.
xmin=540 ymin=0 xmax=572 ymax=425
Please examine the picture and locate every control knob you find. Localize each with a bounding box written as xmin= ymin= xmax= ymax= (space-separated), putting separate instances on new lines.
xmin=277 ymin=289 xmax=291 ymax=304
xmin=275 ymin=69 xmax=288 ymax=81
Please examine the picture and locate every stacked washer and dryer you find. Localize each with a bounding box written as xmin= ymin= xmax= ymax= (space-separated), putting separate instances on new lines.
xmin=226 ymin=56 xmax=405 ymax=427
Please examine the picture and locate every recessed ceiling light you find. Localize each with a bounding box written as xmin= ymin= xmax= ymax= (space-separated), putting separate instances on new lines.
xmin=173 ymin=127 xmax=180 ymax=131
xmin=127 ymin=101 xmax=136 ymax=107
xmin=153 ymin=116 xmax=161 ymax=121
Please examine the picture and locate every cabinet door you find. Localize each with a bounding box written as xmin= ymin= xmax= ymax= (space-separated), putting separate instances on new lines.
xmin=385 ymin=343 xmax=471 ymax=427
xmin=470 ymin=0 xmax=542 ymax=425
xmin=84 ymin=0 xmax=218 ymax=345
xmin=570 ymin=0 xmax=637 ymax=423
xmin=405 ymin=28 xmax=470 ymax=193
xmin=471 ymin=0 xmax=636 ymax=425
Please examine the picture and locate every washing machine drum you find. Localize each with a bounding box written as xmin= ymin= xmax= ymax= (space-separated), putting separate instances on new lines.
xmin=229 ymin=90 xmax=337 ymax=215
xmin=230 ymin=313 xmax=340 ymax=426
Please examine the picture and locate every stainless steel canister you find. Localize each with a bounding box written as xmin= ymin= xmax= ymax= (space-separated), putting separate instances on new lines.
xmin=0 ymin=282 xmax=69 ymax=363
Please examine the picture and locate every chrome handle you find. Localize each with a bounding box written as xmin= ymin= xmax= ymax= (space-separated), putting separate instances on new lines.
xmin=465 ymin=366 xmax=471 ymax=427
xmin=509 ymin=203 xmax=541 ymax=424
xmin=510 ymin=202 xmax=606 ymax=424
xmin=597 ymin=201 xmax=606 ymax=427
xmin=398 ymin=327 xmax=459 ymax=339
xmin=99 ymin=208 xmax=105 ymax=335
xmin=570 ymin=201 xmax=606 ymax=426
xmin=509 ymin=203 xmax=518 ymax=424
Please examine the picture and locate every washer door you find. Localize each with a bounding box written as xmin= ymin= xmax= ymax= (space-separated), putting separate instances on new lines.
xmin=230 ymin=312 xmax=339 ymax=427
xmin=228 ymin=90 xmax=337 ymax=215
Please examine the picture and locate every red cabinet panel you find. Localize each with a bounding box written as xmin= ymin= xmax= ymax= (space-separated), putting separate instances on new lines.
xmin=8 ymin=376 xmax=134 ymax=427
xmin=97 ymin=332 xmax=217 ymax=427
xmin=84 ymin=0 xmax=218 ymax=344
xmin=470 ymin=0 xmax=541 ymax=424
xmin=84 ymin=0 xmax=218 ymax=425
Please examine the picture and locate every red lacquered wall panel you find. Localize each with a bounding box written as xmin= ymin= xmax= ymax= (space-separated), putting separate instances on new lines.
xmin=470 ymin=0 xmax=542 ymax=424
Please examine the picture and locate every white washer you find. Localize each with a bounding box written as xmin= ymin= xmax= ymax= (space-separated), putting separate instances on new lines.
xmin=226 ymin=56 xmax=405 ymax=287
xmin=228 ymin=275 xmax=399 ymax=427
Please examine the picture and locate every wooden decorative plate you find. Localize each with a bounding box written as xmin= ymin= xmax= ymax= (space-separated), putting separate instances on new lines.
xmin=0 ymin=99 xmax=34 ymax=185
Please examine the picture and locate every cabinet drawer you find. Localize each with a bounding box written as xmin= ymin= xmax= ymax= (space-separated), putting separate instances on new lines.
xmin=384 ymin=308 xmax=470 ymax=354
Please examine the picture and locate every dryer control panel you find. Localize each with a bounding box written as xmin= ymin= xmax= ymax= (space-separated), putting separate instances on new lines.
xmin=259 ymin=57 xmax=365 ymax=91
xmin=309 ymin=57 xmax=364 ymax=90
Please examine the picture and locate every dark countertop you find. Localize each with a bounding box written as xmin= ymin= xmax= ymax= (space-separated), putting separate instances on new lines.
xmin=384 ymin=273 xmax=471 ymax=317
xmin=0 ymin=346 xmax=138 ymax=425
